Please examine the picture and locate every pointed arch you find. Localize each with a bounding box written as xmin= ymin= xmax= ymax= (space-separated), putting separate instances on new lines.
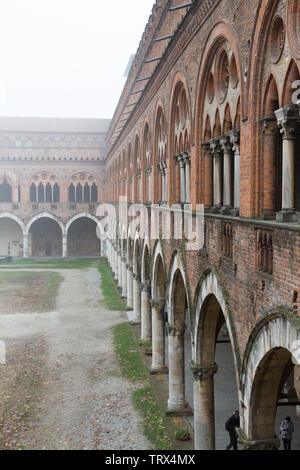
xmin=282 ymin=59 xmax=300 ymax=106
xmin=263 ymin=74 xmax=280 ymax=117
xmin=223 ymin=103 xmax=233 ymax=134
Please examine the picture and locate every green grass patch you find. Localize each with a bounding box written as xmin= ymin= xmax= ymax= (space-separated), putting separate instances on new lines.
xmin=113 ymin=323 xmax=147 ymax=381
xmin=113 ymin=322 xmax=172 ymax=450
xmin=98 ymin=258 xmax=126 ymax=311
xmin=132 ymin=387 xmax=172 ymax=450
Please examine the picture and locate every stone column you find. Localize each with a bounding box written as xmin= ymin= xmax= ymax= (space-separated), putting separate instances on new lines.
xmin=210 ymin=140 xmax=222 ymax=211
xmin=275 ymin=106 xmax=299 ymax=222
xmin=126 ymin=265 xmax=133 ymax=309
xmin=178 ymin=155 xmax=186 ymax=204
xmin=150 ymin=299 xmax=168 ymax=374
xmin=114 ymin=249 xmax=118 ymax=281
xmin=184 ymin=152 xmax=191 ymax=204
xmin=163 ymin=162 xmax=168 ymax=204
xmin=191 ymin=362 xmax=218 ymax=450
xmin=121 ymin=258 xmax=127 ymax=297
xmin=23 ymin=233 xmax=29 ymax=258
xmin=141 ymin=283 xmax=151 ymax=340
xmin=118 ymin=252 xmax=122 ymax=288
xmin=220 ymin=136 xmax=232 ymax=213
xmin=229 ymin=130 xmax=240 ymax=215
xmin=260 ymin=120 xmax=277 ymax=218
xmin=132 ymin=274 xmax=141 ymax=324
xmin=167 ymin=324 xmax=189 ymax=412
xmin=62 ymin=234 xmax=68 ymax=259
xmin=202 ymin=143 xmax=213 ymax=209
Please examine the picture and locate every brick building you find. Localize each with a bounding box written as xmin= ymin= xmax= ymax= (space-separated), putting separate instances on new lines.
xmin=0 ymin=0 xmax=299 ymax=451
xmin=0 ymin=117 xmax=110 ymax=257
xmin=104 ymin=0 xmax=300 ymax=450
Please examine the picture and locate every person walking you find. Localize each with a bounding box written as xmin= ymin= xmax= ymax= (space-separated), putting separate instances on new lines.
xmin=280 ymin=417 xmax=294 ymax=450
xmin=225 ymin=410 xmax=240 ymax=450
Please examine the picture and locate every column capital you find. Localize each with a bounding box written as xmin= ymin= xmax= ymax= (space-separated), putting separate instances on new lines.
xmin=183 ymin=151 xmax=191 ymax=162
xmin=220 ymin=135 xmax=232 ymax=153
xmin=209 ymin=139 xmax=222 ymax=157
xmin=275 ymin=106 xmax=299 ymax=139
xmin=150 ymin=297 xmax=165 ymax=311
xmin=190 ymin=361 xmax=218 ymax=381
xmin=261 ymin=118 xmax=277 ymax=136
xmin=167 ymin=323 xmax=186 ymax=338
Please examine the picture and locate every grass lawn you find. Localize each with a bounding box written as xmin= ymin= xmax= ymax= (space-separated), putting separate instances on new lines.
xmin=113 ymin=323 xmax=172 ymax=450
xmin=98 ymin=258 xmax=127 ymax=311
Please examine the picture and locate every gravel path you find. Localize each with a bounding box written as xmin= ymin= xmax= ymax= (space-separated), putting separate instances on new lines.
xmin=0 ymin=268 xmax=150 ymax=450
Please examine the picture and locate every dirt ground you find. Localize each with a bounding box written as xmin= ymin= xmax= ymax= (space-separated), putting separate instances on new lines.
xmin=0 ymin=271 xmax=63 ymax=314
xmin=0 ymin=268 xmax=150 ymax=450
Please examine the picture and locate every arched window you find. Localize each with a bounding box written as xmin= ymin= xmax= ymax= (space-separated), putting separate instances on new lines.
xmin=30 ymin=183 xmax=37 ymax=202
xmin=38 ymin=183 xmax=45 ymax=203
xmin=0 ymin=179 xmax=12 ymax=202
xmin=68 ymin=183 xmax=75 ymax=203
xmin=91 ymin=183 xmax=98 ymax=203
xmin=84 ymin=183 xmax=90 ymax=203
xmin=76 ymin=184 xmax=83 ymax=203
xmin=46 ymin=183 xmax=52 ymax=203
xmin=53 ymin=183 xmax=60 ymax=203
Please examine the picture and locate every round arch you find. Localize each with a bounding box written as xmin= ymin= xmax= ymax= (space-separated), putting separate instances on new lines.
xmin=193 ymin=269 xmax=241 ymax=375
xmin=65 ymin=212 xmax=102 ymax=235
xmin=26 ymin=212 xmax=64 ymax=236
xmin=0 ymin=213 xmax=25 ymax=233
xmin=241 ymin=312 xmax=300 ymax=442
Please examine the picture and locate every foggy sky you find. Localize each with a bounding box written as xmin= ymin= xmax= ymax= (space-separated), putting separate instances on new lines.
xmin=0 ymin=0 xmax=154 ymax=119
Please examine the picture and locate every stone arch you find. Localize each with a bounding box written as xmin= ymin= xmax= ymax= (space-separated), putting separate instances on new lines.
xmin=133 ymin=231 xmax=141 ymax=276
xmin=65 ymin=212 xmax=102 ymax=236
xmin=26 ymin=213 xmax=64 ymax=257
xmin=0 ymin=213 xmax=25 ymax=257
xmin=141 ymin=239 xmax=151 ymax=285
xmin=167 ymin=250 xmax=191 ymax=323
xmin=168 ymin=71 xmax=192 ymax=204
xmin=281 ymin=59 xmax=300 ymax=107
xmin=223 ymin=103 xmax=233 ymax=134
xmin=167 ymin=250 xmax=193 ymax=414
xmin=26 ymin=212 xmax=64 ymax=236
xmin=241 ymin=312 xmax=300 ymax=447
xmin=192 ymin=269 xmax=241 ymax=450
xmin=263 ymin=74 xmax=280 ymax=117
xmin=193 ymin=269 xmax=241 ymax=378
xmin=151 ymin=240 xmax=167 ymax=301
xmin=0 ymin=212 xmax=25 ymax=233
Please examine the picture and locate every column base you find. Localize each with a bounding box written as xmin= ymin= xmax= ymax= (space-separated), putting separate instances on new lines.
xmin=220 ymin=206 xmax=232 ymax=215
xmin=276 ymin=209 xmax=297 ymax=223
xmin=262 ymin=209 xmax=276 ymax=221
xmin=230 ymin=208 xmax=240 ymax=217
xmin=236 ymin=429 xmax=280 ymax=450
xmin=150 ymin=366 xmax=168 ymax=375
xmin=166 ymin=402 xmax=193 ymax=417
xmin=211 ymin=205 xmax=222 ymax=214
